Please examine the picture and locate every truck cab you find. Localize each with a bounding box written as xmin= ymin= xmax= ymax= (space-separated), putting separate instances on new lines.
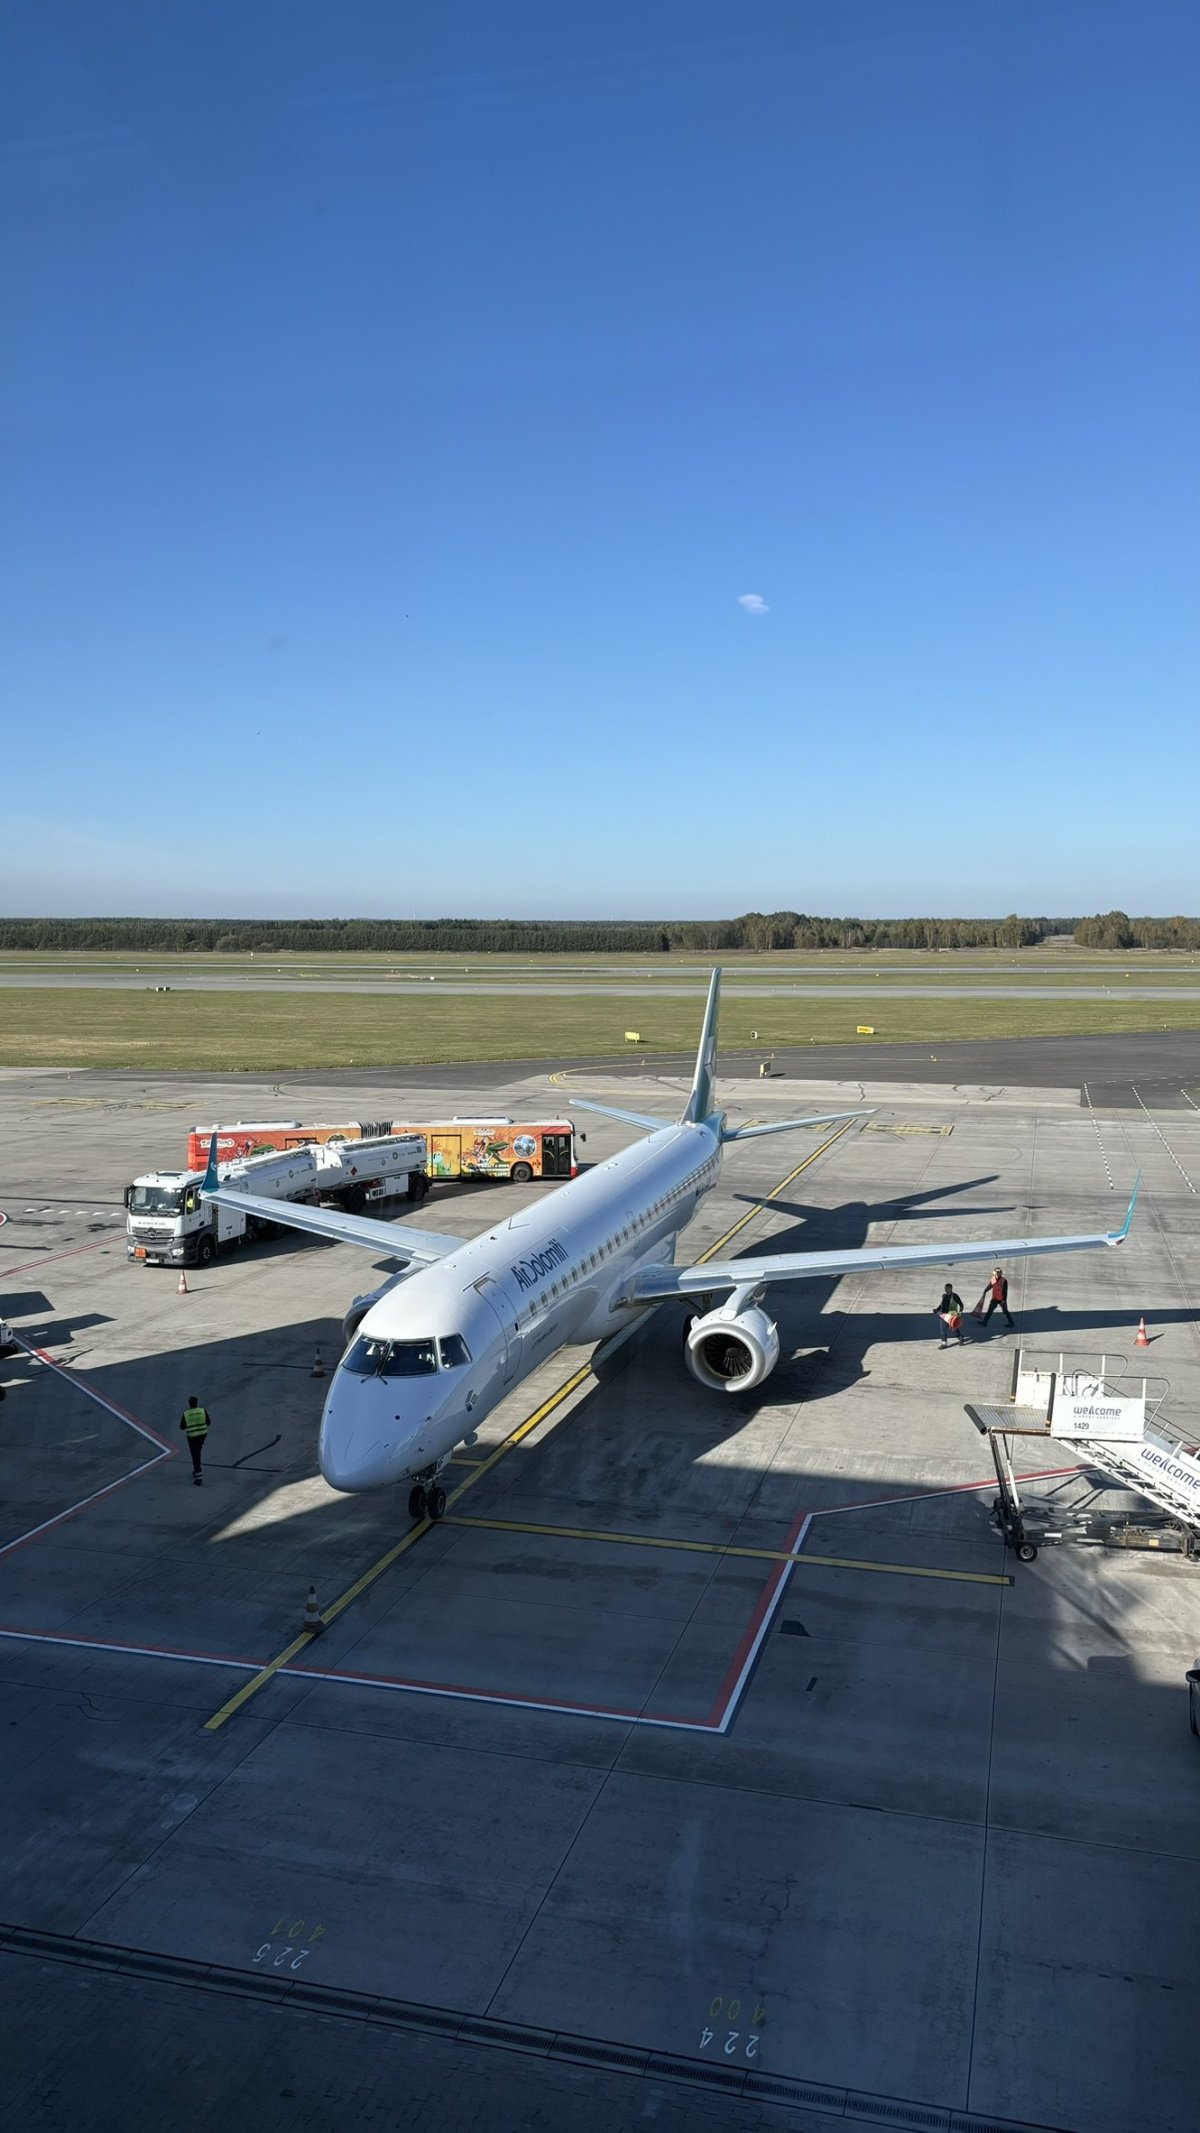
xmin=125 ymin=1169 xmax=248 ymax=1267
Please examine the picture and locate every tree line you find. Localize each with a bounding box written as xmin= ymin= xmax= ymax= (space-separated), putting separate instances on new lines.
xmin=1071 ymin=911 xmax=1200 ymax=950
xmin=2 ymin=911 xmax=1196 ymax=953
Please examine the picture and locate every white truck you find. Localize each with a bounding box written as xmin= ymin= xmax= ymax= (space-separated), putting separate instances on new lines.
xmin=124 ymin=1134 xmax=428 ymax=1269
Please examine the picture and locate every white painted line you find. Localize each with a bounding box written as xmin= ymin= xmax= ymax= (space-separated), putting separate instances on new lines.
xmin=15 ymin=1339 xmax=176 ymax=1453
xmin=0 ymin=1453 xmax=172 ymax=1560
xmin=715 ymin=1513 xmax=812 ymax=1733
xmin=0 ymin=1624 xmax=260 ymax=1671
xmin=281 ymin=1660 xmax=720 ymax=1731
xmin=0 ymin=1619 xmax=720 ymax=1729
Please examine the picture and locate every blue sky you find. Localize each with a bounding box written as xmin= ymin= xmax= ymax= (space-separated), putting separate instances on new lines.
xmin=2 ymin=1 xmax=1197 ymax=918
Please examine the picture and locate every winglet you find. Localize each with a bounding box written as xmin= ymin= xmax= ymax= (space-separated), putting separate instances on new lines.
xmin=201 ymin=1132 xmax=220 ymax=1197
xmin=1108 ymin=1172 xmax=1140 ymax=1244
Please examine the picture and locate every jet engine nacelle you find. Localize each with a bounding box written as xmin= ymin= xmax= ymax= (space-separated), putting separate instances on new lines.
xmin=341 ymin=1267 xmax=414 ymax=1348
xmin=685 ymin=1303 xmax=780 ymax=1393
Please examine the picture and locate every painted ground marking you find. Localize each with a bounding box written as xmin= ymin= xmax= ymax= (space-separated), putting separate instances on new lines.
xmin=444 ymin=1514 xmax=1012 ymax=1586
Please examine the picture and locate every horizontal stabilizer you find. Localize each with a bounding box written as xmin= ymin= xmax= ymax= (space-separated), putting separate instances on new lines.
xmin=722 ymin=1110 xmax=871 ymax=1142
xmin=566 ymin=1096 xmax=673 ymax=1133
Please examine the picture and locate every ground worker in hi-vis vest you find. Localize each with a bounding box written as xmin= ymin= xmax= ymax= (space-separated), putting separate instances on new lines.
xmin=180 ymin=1395 xmax=211 ymax=1485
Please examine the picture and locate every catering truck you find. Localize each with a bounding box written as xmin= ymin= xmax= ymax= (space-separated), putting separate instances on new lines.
xmin=185 ymin=1116 xmax=578 ymax=1182
xmin=125 ymin=1134 xmax=428 ymax=1268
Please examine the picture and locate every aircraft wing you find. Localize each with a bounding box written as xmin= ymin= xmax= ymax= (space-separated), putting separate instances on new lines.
xmin=620 ymin=1182 xmax=1139 ymax=1304
xmin=201 ymin=1184 xmax=461 ymax=1263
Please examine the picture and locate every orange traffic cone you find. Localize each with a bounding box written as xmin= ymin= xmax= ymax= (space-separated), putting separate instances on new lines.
xmin=302 ymin=1584 xmax=324 ymax=1636
xmin=177 ymin=1268 xmax=188 ymax=1296
xmin=311 ymin=1346 xmax=325 ymax=1379
xmin=1135 ymin=1316 xmax=1150 ymax=1348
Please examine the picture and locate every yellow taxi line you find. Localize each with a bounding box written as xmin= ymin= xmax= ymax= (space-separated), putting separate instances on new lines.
xmin=444 ymin=1514 xmax=1011 ymax=1586
xmin=203 ymin=1120 xmax=854 ymax=1730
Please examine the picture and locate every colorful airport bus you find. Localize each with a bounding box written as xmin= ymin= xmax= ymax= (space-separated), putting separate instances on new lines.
xmin=186 ymin=1118 xmax=578 ymax=1184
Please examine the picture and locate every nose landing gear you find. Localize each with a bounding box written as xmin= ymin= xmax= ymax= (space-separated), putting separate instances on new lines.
xmin=407 ymin=1461 xmax=451 ymax=1523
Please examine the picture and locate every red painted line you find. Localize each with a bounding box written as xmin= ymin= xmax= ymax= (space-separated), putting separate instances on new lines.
xmin=282 ymin=1658 xmax=717 ymax=1730
xmin=0 ymin=1620 xmax=718 ymax=1729
xmin=0 ymin=1622 xmax=264 ymax=1669
xmin=1 ymin=1238 xmax=116 ymax=1277
xmin=706 ymin=1512 xmax=809 ymax=1727
xmin=809 ymin=1466 xmax=1084 ymax=1519
xmin=0 ymin=1452 xmax=171 ymax=1561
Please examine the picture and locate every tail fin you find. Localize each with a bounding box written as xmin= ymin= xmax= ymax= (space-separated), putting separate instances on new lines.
xmin=681 ymin=969 xmax=721 ymax=1124
xmin=201 ymin=1132 xmax=220 ymax=1195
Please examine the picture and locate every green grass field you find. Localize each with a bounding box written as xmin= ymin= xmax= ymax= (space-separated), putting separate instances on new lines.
xmin=3 ymin=981 xmax=1200 ymax=1072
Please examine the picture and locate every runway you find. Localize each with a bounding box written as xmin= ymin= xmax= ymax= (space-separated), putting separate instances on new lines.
xmin=3 ymin=968 xmax=1200 ymax=1002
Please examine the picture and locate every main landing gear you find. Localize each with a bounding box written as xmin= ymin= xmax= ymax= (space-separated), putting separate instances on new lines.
xmin=407 ymin=1458 xmax=451 ymax=1524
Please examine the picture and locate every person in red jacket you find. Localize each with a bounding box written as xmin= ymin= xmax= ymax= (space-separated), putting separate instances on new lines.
xmin=978 ymin=1268 xmax=1015 ymax=1331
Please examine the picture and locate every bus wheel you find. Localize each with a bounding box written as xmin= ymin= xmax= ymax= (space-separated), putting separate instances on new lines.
xmin=510 ymin=1162 xmax=534 ymax=1184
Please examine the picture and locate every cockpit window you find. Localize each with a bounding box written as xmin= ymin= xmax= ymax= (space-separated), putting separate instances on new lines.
xmin=438 ymin=1335 xmax=471 ymax=1369
xmin=344 ymin=1336 xmax=438 ymax=1376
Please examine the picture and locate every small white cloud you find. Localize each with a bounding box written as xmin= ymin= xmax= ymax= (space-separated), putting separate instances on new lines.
xmin=738 ymin=592 xmax=769 ymax=615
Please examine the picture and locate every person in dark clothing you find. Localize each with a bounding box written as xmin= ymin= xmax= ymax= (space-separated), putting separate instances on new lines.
xmin=979 ymin=1267 xmax=1015 ymax=1330
xmin=934 ymin=1284 xmax=967 ymax=1346
xmin=180 ymin=1395 xmax=211 ymax=1484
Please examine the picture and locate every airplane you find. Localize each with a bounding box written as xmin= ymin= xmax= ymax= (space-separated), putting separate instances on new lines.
xmin=200 ymin=969 xmax=1137 ymax=1516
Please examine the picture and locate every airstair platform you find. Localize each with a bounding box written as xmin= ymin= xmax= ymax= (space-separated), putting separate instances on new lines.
xmin=965 ymin=1348 xmax=1200 ymax=1561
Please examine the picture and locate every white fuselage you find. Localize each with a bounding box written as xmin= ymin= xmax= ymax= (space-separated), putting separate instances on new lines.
xmin=319 ymin=1116 xmax=724 ymax=1490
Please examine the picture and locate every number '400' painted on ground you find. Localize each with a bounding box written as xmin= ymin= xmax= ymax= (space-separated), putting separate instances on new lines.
xmin=698 ymin=1994 xmax=766 ymax=2059
xmin=252 ymin=1918 xmax=327 ymax=1970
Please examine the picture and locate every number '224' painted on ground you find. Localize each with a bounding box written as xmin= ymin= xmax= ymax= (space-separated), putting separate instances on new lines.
xmin=699 ymin=1995 xmax=765 ymax=2059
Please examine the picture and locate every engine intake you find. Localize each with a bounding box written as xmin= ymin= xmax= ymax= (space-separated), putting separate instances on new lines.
xmin=341 ymin=1267 xmax=413 ymax=1348
xmin=685 ymin=1304 xmax=780 ymax=1393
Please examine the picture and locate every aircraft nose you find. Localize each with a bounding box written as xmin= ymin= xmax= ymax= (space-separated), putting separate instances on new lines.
xmin=318 ymin=1373 xmax=433 ymax=1493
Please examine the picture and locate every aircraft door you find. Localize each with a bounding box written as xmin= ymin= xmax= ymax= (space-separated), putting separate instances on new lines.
xmin=473 ymin=1276 xmax=523 ymax=1386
